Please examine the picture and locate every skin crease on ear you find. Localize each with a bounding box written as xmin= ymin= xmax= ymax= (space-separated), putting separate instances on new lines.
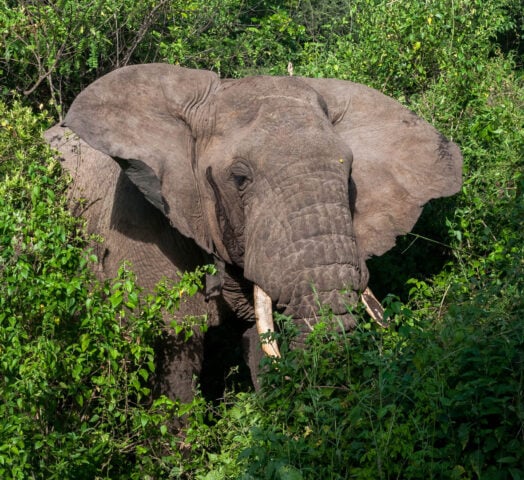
xmin=46 ymin=64 xmax=462 ymax=399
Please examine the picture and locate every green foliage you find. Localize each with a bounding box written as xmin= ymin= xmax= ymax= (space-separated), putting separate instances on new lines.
xmin=230 ymin=303 xmax=523 ymax=479
xmin=0 ymin=102 xmax=219 ymax=478
xmin=296 ymin=0 xmax=518 ymax=94
xmin=0 ymin=0 xmax=523 ymax=477
xmin=1 ymin=0 xmax=182 ymax=110
xmin=155 ymin=1 xmax=306 ymax=77
xmin=1 ymin=0 xmax=520 ymax=107
xmin=0 ymin=0 xmax=296 ymax=110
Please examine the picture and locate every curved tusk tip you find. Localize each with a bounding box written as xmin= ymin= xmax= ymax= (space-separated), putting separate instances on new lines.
xmin=262 ymin=341 xmax=281 ymax=358
xmin=361 ymin=287 xmax=388 ymax=327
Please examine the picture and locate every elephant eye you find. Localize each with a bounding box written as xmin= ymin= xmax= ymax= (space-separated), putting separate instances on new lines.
xmin=233 ymin=174 xmax=250 ymax=191
xmin=230 ymin=161 xmax=253 ymax=192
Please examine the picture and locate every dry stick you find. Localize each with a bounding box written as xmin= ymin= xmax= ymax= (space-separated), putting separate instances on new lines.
xmin=437 ymin=283 xmax=451 ymax=320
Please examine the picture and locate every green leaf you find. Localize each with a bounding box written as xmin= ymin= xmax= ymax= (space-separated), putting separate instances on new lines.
xmin=110 ymin=291 xmax=123 ymax=308
xmin=80 ymin=333 xmax=90 ymax=352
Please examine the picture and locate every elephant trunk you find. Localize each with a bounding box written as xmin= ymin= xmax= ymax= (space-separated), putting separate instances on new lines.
xmin=253 ymin=285 xmax=384 ymax=357
xmin=245 ymin=163 xmax=370 ymax=334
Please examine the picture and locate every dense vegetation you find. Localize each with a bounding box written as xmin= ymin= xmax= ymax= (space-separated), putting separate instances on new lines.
xmin=1 ymin=0 xmax=522 ymax=478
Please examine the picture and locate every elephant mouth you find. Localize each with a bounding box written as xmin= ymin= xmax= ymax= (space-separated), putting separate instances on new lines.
xmin=253 ymin=285 xmax=386 ymax=358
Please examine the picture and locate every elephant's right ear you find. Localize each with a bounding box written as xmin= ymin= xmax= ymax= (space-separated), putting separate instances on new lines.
xmin=64 ymin=63 xmax=220 ymax=253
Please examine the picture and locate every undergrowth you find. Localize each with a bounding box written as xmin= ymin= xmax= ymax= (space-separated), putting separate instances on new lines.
xmin=0 ymin=0 xmax=522 ymax=478
xmin=0 ymin=101 xmax=217 ymax=478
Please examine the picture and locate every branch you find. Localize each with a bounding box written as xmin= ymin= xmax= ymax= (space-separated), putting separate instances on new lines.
xmin=121 ymin=0 xmax=170 ymax=66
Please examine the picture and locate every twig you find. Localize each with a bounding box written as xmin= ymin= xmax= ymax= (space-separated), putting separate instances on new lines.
xmin=437 ymin=283 xmax=451 ymax=320
xmin=23 ymin=12 xmax=68 ymax=96
xmin=121 ymin=0 xmax=170 ymax=66
xmin=401 ymin=232 xmax=453 ymax=254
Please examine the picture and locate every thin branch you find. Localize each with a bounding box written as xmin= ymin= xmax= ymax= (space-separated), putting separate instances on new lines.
xmin=22 ymin=6 xmax=69 ymax=96
xmin=401 ymin=232 xmax=453 ymax=254
xmin=437 ymin=283 xmax=451 ymax=320
xmin=121 ymin=0 xmax=170 ymax=66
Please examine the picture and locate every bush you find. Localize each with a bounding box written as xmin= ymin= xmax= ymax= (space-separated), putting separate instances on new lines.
xmin=296 ymin=0 xmax=518 ymax=94
xmin=1 ymin=0 xmax=178 ymax=111
xmin=1 ymin=1 xmax=520 ymax=107
xmin=0 ymin=0 xmax=522 ymax=477
xmin=0 ymin=101 xmax=220 ymax=478
xmin=0 ymin=0 xmax=305 ymax=111
xmin=229 ymin=299 xmax=523 ymax=479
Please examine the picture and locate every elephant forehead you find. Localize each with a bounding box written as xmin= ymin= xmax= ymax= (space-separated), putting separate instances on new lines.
xmin=202 ymin=126 xmax=352 ymax=180
xmin=221 ymin=75 xmax=323 ymax=102
xmin=214 ymin=76 xmax=328 ymax=127
xmin=213 ymin=99 xmax=333 ymax=144
xmin=204 ymin=110 xmax=351 ymax=168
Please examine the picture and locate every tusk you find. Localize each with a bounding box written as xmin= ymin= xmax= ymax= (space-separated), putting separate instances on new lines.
xmin=361 ymin=287 xmax=388 ymax=327
xmin=254 ymin=285 xmax=281 ymax=358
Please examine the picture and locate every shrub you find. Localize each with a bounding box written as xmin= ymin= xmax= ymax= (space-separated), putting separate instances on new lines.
xmin=0 ymin=101 xmax=219 ymax=478
xmin=0 ymin=0 xmax=178 ymax=111
xmin=1 ymin=0 xmax=522 ymax=477
xmin=222 ymin=300 xmax=523 ymax=479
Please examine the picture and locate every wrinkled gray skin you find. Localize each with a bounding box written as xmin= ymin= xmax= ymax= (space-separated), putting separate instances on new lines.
xmin=45 ymin=64 xmax=462 ymax=402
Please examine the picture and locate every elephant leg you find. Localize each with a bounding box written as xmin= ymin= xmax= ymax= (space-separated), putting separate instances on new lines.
xmin=154 ymin=326 xmax=205 ymax=403
xmin=242 ymin=322 xmax=264 ymax=391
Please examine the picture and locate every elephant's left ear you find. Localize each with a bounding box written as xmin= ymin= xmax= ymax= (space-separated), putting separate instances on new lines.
xmin=303 ymin=78 xmax=463 ymax=259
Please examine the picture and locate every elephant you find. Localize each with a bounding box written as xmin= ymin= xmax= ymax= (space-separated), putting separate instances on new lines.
xmin=44 ymin=64 xmax=462 ymax=402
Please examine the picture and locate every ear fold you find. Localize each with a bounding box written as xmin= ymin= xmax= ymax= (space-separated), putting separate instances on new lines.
xmin=64 ymin=64 xmax=220 ymax=253
xmin=302 ymin=78 xmax=462 ymax=259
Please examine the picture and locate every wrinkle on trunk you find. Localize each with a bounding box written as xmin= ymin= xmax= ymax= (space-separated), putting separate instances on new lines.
xmin=244 ymin=161 xmax=368 ymax=331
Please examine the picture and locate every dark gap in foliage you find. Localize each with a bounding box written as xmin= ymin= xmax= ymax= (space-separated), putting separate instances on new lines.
xmin=368 ymin=196 xmax=459 ymax=301
xmin=200 ymin=311 xmax=254 ymax=403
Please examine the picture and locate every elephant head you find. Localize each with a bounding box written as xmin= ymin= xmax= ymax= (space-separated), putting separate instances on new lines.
xmin=64 ymin=64 xmax=462 ymax=354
